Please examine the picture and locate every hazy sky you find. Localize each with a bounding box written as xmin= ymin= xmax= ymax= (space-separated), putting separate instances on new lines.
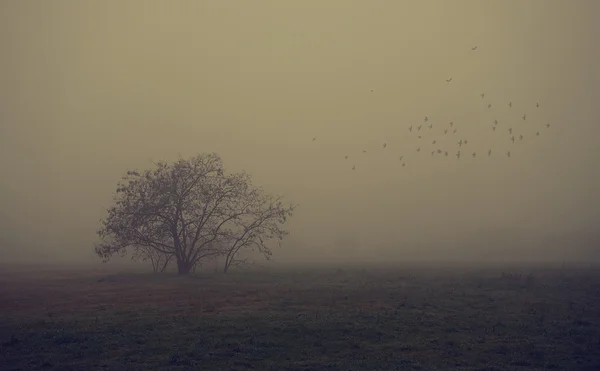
xmin=1 ymin=1 xmax=599 ymax=264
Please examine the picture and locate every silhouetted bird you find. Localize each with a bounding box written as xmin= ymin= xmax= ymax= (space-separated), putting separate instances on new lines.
xmin=508 ymin=128 xmax=513 ymax=134
xmin=446 ymin=78 xmax=453 ymax=83
xmin=424 ymin=116 xmax=428 ymax=122
xmin=456 ymin=151 xmax=461 ymax=159
xmin=417 ymin=148 xmax=421 ymax=152
xmin=402 ymin=162 xmax=406 ymax=167
xmin=352 ymin=165 xmax=355 ymax=170
xmin=458 ymin=140 xmax=463 ymax=147
xmin=432 ymin=140 xmax=436 ymax=144
xmin=312 ymin=137 xmax=317 ymax=141
xmin=472 ymin=46 xmax=478 ymax=51
xmin=536 ymin=102 xmax=540 ymax=108
xmin=418 ymin=135 xmax=422 ymax=139
xmin=480 ymin=93 xmax=485 ymax=99
xmin=409 ymin=125 xmax=413 ymax=132
xmin=444 ymin=129 xmax=448 ymax=134
xmin=382 ymin=142 xmax=387 ymax=149
xmin=536 ymin=132 xmax=540 ymax=136
xmin=509 ymin=101 xmax=512 ymax=108
xmin=429 ymin=124 xmax=433 ymax=129
xmin=522 ymin=114 xmax=526 ymax=121
xmin=431 ymin=150 xmax=435 ymax=156
xmin=507 ymin=151 xmax=511 ymax=158
xmin=453 ymin=129 xmax=457 ymax=134
xmin=444 ymin=151 xmax=448 ymax=157
xmin=449 ymin=121 xmax=454 ymax=127
xmin=511 ymin=136 xmax=515 ymax=143
xmin=437 ymin=149 xmax=442 ymax=154
xmin=363 ymin=150 xmax=367 ymax=153
xmin=492 ymin=126 xmax=496 ymax=131
xmin=546 ymin=123 xmax=550 ymax=128
xmin=472 ymin=152 xmax=476 ymax=158
xmin=488 ymin=149 xmax=492 ymax=156
xmin=488 ymin=104 xmax=492 ymax=108
xmin=418 ymin=125 xmax=422 ymax=131
xmin=399 ymin=156 xmax=404 ymax=161
xmin=464 ymin=140 xmax=468 ymax=145
xmin=345 ymin=156 xmax=348 ymax=160
xmin=493 ymin=119 xmax=498 ymax=125
xmin=519 ymin=134 xmax=524 ymax=140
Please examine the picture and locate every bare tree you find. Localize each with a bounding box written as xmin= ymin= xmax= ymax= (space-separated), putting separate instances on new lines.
xmin=219 ymin=190 xmax=294 ymax=273
xmin=94 ymin=153 xmax=294 ymax=275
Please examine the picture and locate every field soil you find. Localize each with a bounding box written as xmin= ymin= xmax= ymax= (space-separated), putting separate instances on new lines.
xmin=1 ymin=264 xmax=599 ymax=370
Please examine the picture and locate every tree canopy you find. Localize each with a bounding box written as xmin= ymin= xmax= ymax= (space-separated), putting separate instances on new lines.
xmin=95 ymin=153 xmax=295 ymax=274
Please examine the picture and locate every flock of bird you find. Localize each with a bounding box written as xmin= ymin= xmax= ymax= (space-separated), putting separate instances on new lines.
xmin=311 ymin=45 xmax=551 ymax=171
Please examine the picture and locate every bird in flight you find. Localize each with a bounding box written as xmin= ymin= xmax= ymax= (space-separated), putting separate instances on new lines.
xmin=424 ymin=116 xmax=429 ymax=123
xmin=508 ymin=101 xmax=512 ymax=108
xmin=507 ymin=151 xmax=511 ymax=158
xmin=437 ymin=149 xmax=442 ymax=154
xmin=382 ymin=142 xmax=387 ymax=149
xmin=444 ymin=151 xmax=448 ymax=157
xmin=536 ymin=102 xmax=540 ymax=108
xmin=409 ymin=125 xmax=413 ymax=132
xmin=432 ymin=140 xmax=437 ymax=144
xmin=417 ymin=147 xmax=421 ymax=152
xmin=488 ymin=149 xmax=492 ymax=156
xmin=399 ymin=156 xmax=404 ymax=161
xmin=312 ymin=137 xmax=317 ymax=141
xmin=493 ymin=119 xmax=498 ymax=125
xmin=363 ymin=150 xmax=367 ymax=154
xmin=456 ymin=151 xmax=461 ymax=159
xmin=444 ymin=129 xmax=448 ymax=135
xmin=418 ymin=135 xmax=422 ymax=139
xmin=458 ymin=140 xmax=463 ymax=147
xmin=472 ymin=152 xmax=477 ymax=158
xmin=519 ymin=134 xmax=524 ymax=140
xmin=449 ymin=121 xmax=454 ymax=127
xmin=546 ymin=123 xmax=550 ymax=128
xmin=522 ymin=114 xmax=527 ymax=121
xmin=431 ymin=150 xmax=435 ymax=156
xmin=418 ymin=125 xmax=422 ymax=131
xmin=453 ymin=129 xmax=458 ymax=134
xmin=464 ymin=140 xmax=468 ymax=145
xmin=472 ymin=46 xmax=478 ymax=51
xmin=536 ymin=132 xmax=540 ymax=136
xmin=508 ymin=128 xmax=513 ymax=134
xmin=492 ymin=126 xmax=496 ymax=131
xmin=446 ymin=78 xmax=453 ymax=83
xmin=428 ymin=124 xmax=433 ymax=129
xmin=488 ymin=104 xmax=492 ymax=109
xmin=480 ymin=93 xmax=485 ymax=99
xmin=352 ymin=165 xmax=356 ymax=170
xmin=344 ymin=156 xmax=349 ymax=160
xmin=511 ymin=135 xmax=515 ymax=143
xmin=402 ymin=162 xmax=406 ymax=167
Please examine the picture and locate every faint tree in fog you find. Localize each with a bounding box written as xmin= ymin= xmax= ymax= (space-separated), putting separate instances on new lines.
xmin=133 ymin=245 xmax=173 ymax=273
xmin=94 ymin=153 xmax=295 ymax=275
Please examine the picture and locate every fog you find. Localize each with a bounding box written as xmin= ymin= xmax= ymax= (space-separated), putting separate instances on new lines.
xmin=1 ymin=1 xmax=599 ymax=266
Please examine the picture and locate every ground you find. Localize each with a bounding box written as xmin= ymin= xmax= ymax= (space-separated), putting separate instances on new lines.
xmin=1 ymin=263 xmax=599 ymax=370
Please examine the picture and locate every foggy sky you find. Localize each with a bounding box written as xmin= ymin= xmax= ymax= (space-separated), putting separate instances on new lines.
xmin=1 ymin=1 xmax=599 ymax=265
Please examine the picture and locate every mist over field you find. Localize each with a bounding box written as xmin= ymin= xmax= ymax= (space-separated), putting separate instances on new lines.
xmin=1 ymin=0 xmax=599 ymax=268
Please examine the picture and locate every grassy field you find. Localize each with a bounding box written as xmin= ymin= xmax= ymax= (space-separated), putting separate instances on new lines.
xmin=1 ymin=263 xmax=599 ymax=370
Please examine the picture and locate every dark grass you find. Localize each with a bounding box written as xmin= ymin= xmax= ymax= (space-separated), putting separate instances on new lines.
xmin=1 ymin=264 xmax=599 ymax=370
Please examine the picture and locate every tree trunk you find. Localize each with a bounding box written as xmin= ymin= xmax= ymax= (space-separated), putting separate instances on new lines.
xmin=176 ymin=259 xmax=192 ymax=275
